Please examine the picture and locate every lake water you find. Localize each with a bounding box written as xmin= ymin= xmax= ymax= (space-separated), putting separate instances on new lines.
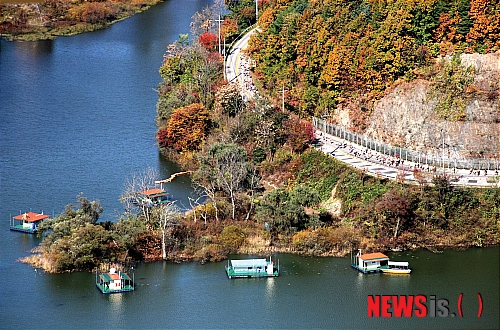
xmin=0 ymin=1 xmax=498 ymax=328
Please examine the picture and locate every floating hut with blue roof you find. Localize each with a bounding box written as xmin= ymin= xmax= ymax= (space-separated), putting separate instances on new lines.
xmin=225 ymin=257 xmax=279 ymax=279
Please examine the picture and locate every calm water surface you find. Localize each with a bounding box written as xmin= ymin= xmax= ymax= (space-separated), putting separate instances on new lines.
xmin=0 ymin=1 xmax=498 ymax=329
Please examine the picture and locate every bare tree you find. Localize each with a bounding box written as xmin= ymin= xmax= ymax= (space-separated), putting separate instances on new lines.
xmin=120 ymin=167 xmax=159 ymax=227
xmin=192 ymin=175 xmax=220 ymax=222
xmin=209 ymin=143 xmax=250 ymax=220
xmin=194 ymin=142 xmax=250 ymax=220
xmin=254 ymin=120 xmax=276 ymax=160
xmin=189 ymin=193 xmax=216 ymax=224
xmin=245 ymin=166 xmax=261 ymax=220
xmin=190 ymin=0 xmax=227 ymax=38
xmin=153 ymin=202 xmax=181 ymax=260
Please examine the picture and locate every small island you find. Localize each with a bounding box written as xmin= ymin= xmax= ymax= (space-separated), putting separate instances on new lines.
xmin=20 ymin=0 xmax=499 ymax=274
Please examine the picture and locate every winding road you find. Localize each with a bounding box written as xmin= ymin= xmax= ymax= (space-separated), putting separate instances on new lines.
xmin=224 ymin=28 xmax=499 ymax=188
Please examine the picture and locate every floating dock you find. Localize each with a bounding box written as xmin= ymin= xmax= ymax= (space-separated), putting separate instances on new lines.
xmin=351 ymin=250 xmax=390 ymax=274
xmin=225 ymin=257 xmax=279 ymax=279
xmin=138 ymin=188 xmax=171 ymax=206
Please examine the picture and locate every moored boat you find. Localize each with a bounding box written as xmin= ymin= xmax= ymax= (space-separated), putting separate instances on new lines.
xmin=225 ymin=257 xmax=279 ymax=279
xmin=381 ymin=261 xmax=411 ymax=274
xmin=138 ymin=188 xmax=171 ymax=206
xmin=351 ymin=250 xmax=390 ymax=273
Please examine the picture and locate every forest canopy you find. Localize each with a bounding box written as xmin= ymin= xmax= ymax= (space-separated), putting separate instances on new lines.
xmin=246 ymin=0 xmax=500 ymax=118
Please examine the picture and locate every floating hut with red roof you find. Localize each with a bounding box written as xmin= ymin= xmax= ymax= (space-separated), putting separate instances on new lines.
xmin=10 ymin=212 xmax=50 ymax=234
xmin=138 ymin=188 xmax=171 ymax=206
xmin=351 ymin=250 xmax=390 ymax=273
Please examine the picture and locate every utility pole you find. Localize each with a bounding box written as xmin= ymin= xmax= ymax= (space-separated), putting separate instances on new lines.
xmin=215 ymin=15 xmax=224 ymax=55
xmin=255 ymin=0 xmax=258 ymax=20
xmin=223 ymin=36 xmax=226 ymax=81
xmin=215 ymin=15 xmax=225 ymax=80
xmin=282 ymin=85 xmax=285 ymax=112
xmin=442 ymin=129 xmax=445 ymax=174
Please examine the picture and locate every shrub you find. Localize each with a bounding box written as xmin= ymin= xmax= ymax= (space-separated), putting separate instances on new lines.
xmin=68 ymin=3 xmax=117 ymax=24
xmin=292 ymin=226 xmax=360 ymax=255
xmin=218 ymin=225 xmax=246 ymax=253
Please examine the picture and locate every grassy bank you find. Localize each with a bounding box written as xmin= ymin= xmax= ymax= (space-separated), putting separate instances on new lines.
xmin=0 ymin=0 xmax=163 ymax=41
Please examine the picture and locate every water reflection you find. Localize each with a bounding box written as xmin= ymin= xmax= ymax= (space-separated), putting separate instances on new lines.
xmin=13 ymin=39 xmax=53 ymax=55
xmin=265 ymin=277 xmax=276 ymax=304
xmin=355 ymin=270 xmax=366 ymax=290
xmin=109 ymin=293 xmax=124 ymax=312
xmin=19 ymin=232 xmax=42 ymax=252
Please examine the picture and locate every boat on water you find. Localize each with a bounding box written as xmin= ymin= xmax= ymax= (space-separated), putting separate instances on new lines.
xmin=351 ymin=249 xmax=411 ymax=274
xmin=10 ymin=212 xmax=50 ymax=234
xmin=381 ymin=261 xmax=411 ymax=274
xmin=225 ymin=257 xmax=279 ymax=279
xmin=96 ymin=267 xmax=134 ymax=294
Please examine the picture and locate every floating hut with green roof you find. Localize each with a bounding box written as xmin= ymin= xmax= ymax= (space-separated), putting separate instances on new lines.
xmin=96 ymin=267 xmax=134 ymax=294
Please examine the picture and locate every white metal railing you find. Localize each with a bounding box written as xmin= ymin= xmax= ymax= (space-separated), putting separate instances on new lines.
xmin=313 ymin=116 xmax=499 ymax=171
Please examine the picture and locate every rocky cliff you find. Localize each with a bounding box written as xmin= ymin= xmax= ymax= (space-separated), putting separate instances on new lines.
xmin=335 ymin=52 xmax=499 ymax=161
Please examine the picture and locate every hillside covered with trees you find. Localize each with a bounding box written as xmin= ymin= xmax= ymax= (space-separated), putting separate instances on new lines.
xmin=152 ymin=0 xmax=498 ymax=261
xmin=247 ymin=0 xmax=499 ymax=128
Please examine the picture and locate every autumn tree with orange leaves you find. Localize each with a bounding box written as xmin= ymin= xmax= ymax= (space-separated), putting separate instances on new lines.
xmin=466 ymin=0 xmax=500 ymax=52
xmin=157 ymin=103 xmax=211 ymax=152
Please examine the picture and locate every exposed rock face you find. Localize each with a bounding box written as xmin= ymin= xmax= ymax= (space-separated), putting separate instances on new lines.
xmin=362 ymin=52 xmax=499 ymax=160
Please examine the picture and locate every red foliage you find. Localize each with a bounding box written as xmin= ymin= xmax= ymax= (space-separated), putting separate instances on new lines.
xmin=199 ymin=32 xmax=218 ymax=51
xmin=302 ymin=120 xmax=316 ymax=142
xmin=285 ymin=114 xmax=316 ymax=153
xmin=208 ymin=51 xmax=223 ymax=62
xmin=157 ymin=127 xmax=170 ymax=149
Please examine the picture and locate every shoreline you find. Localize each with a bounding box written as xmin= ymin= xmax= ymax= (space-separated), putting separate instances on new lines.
xmin=19 ymin=237 xmax=498 ymax=273
xmin=0 ymin=1 xmax=163 ymax=42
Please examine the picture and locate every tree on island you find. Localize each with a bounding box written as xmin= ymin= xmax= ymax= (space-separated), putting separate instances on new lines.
xmin=152 ymin=202 xmax=181 ymax=259
xmin=34 ymin=195 xmax=114 ymax=272
xmin=120 ymin=167 xmax=160 ymax=226
xmin=195 ymin=142 xmax=252 ymax=220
